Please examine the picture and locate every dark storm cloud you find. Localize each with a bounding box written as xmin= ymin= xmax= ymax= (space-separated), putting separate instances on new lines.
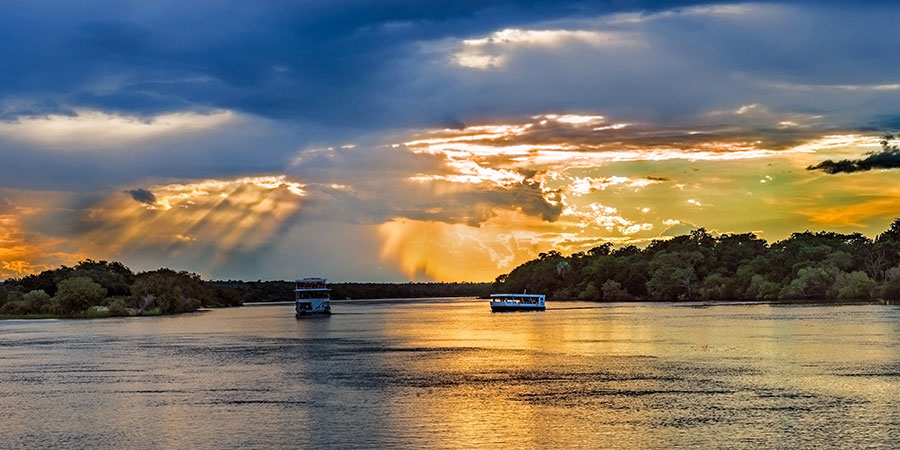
xmin=126 ymin=188 xmax=156 ymax=204
xmin=0 ymin=0 xmax=709 ymax=127
xmin=808 ymin=147 xmax=900 ymax=174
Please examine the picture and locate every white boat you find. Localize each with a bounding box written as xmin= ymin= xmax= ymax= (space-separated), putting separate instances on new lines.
xmin=295 ymin=278 xmax=331 ymax=317
xmin=489 ymin=293 xmax=546 ymax=312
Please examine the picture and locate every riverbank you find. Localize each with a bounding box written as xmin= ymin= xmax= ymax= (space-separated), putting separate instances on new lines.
xmin=0 ymin=307 xmax=218 ymax=320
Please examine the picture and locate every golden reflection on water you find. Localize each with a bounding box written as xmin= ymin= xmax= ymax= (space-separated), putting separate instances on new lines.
xmin=376 ymin=301 xmax=900 ymax=447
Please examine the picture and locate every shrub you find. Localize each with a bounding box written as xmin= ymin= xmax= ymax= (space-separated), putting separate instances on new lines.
xmin=106 ymin=298 xmax=130 ymax=317
xmin=24 ymin=290 xmax=52 ymax=312
xmin=0 ymin=301 xmax=30 ymax=315
xmin=40 ymin=301 xmax=64 ymax=315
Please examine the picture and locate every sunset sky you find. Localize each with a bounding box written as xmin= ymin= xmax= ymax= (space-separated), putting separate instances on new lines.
xmin=3 ymin=1 xmax=900 ymax=281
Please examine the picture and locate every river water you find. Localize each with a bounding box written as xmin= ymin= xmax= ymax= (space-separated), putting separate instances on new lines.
xmin=1 ymin=299 xmax=899 ymax=449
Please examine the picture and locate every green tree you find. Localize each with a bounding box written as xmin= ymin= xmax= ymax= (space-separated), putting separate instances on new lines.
xmin=55 ymin=277 xmax=107 ymax=313
xmin=699 ymin=273 xmax=731 ymax=301
xmin=579 ymin=282 xmax=600 ymax=300
xmin=746 ymin=274 xmax=781 ymax=300
xmin=133 ymin=270 xmax=201 ymax=314
xmin=646 ymin=251 xmax=704 ymax=300
xmin=833 ymin=271 xmax=876 ymax=300
xmin=72 ymin=260 xmax=135 ymax=297
xmin=23 ymin=289 xmax=52 ymax=313
xmin=779 ymin=266 xmax=836 ymax=299
xmin=601 ymin=279 xmax=632 ymax=301
xmin=881 ymin=267 xmax=900 ymax=301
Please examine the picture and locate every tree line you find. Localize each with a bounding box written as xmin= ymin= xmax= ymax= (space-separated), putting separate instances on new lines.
xmin=492 ymin=219 xmax=900 ymax=302
xmin=210 ymin=280 xmax=492 ymax=302
xmin=0 ymin=260 xmax=242 ymax=317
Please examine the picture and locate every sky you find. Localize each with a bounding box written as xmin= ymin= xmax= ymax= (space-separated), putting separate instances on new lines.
xmin=3 ymin=1 xmax=900 ymax=282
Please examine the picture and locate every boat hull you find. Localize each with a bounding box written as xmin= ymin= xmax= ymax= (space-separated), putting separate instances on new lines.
xmin=295 ymin=301 xmax=331 ymax=318
xmin=490 ymin=305 xmax=545 ymax=312
xmin=296 ymin=310 xmax=331 ymax=318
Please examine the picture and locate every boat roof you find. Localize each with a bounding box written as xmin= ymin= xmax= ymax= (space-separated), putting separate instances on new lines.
xmin=490 ymin=293 xmax=545 ymax=298
xmin=295 ymin=288 xmax=330 ymax=292
xmin=295 ymin=277 xmax=326 ymax=282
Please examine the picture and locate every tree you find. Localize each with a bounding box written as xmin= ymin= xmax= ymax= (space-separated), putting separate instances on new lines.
xmin=646 ymin=251 xmax=704 ymax=300
xmin=881 ymin=266 xmax=900 ymax=301
xmin=875 ymin=218 xmax=900 ymax=272
xmin=23 ymin=290 xmax=52 ymax=313
xmin=601 ymin=280 xmax=632 ymax=301
xmin=579 ymin=282 xmax=600 ymax=300
xmin=833 ymin=271 xmax=876 ymax=300
xmin=72 ymin=260 xmax=135 ymax=297
xmin=55 ymin=277 xmax=107 ymax=313
xmin=747 ymin=274 xmax=780 ymax=300
xmin=133 ymin=270 xmax=201 ymax=314
xmin=699 ymin=273 xmax=731 ymax=301
xmin=588 ymin=243 xmax=613 ymax=257
xmin=489 ymin=216 xmax=900 ymax=302
xmin=779 ymin=266 xmax=836 ymax=299
xmin=714 ymin=233 xmax=768 ymax=275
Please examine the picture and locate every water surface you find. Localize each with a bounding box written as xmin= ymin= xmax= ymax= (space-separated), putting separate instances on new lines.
xmin=2 ymin=299 xmax=899 ymax=449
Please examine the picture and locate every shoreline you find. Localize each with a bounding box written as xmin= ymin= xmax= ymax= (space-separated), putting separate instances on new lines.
xmin=0 ymin=308 xmax=214 ymax=321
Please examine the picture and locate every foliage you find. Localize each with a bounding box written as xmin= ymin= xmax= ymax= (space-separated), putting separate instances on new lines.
xmin=133 ymin=270 xmax=203 ymax=314
xmin=492 ymin=219 xmax=900 ymax=302
xmin=23 ymin=289 xmax=59 ymax=314
xmin=55 ymin=277 xmax=107 ymax=314
xmin=600 ymin=280 xmax=632 ymax=301
xmin=833 ymin=271 xmax=876 ymax=300
xmin=106 ymin=298 xmax=130 ymax=317
xmin=881 ymin=267 xmax=900 ymax=301
xmin=1 ymin=261 xmax=243 ymax=318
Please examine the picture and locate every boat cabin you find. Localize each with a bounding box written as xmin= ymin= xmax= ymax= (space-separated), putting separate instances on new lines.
xmin=489 ymin=293 xmax=546 ymax=312
xmin=295 ymin=277 xmax=331 ymax=316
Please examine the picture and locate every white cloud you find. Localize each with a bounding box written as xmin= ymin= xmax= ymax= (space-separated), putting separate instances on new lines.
xmin=0 ymin=109 xmax=237 ymax=149
xmin=454 ymin=28 xmax=639 ymax=69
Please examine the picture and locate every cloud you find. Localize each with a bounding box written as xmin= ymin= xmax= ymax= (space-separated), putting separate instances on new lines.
xmin=126 ymin=188 xmax=156 ymax=204
xmin=0 ymin=191 xmax=86 ymax=279
xmin=807 ymin=139 xmax=900 ymax=173
xmin=67 ymin=176 xmax=307 ymax=273
xmin=454 ymin=28 xmax=640 ymax=69
xmin=0 ymin=109 xmax=236 ymax=149
xmin=8 ymin=1 xmax=900 ymax=281
xmin=0 ymin=1 xmax=704 ymax=127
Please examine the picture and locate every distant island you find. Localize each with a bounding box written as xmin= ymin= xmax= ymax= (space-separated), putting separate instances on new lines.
xmin=492 ymin=219 xmax=900 ymax=303
xmin=0 ymin=262 xmax=244 ymax=318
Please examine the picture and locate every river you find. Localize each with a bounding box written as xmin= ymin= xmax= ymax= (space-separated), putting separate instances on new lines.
xmin=1 ymin=299 xmax=899 ymax=449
